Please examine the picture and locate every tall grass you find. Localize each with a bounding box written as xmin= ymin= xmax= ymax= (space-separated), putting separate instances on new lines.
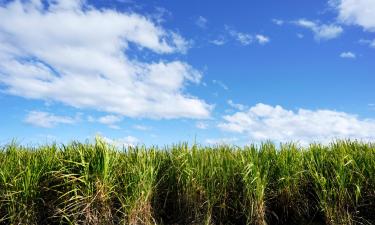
xmin=0 ymin=139 xmax=374 ymax=225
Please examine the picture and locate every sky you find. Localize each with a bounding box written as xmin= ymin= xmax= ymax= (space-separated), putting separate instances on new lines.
xmin=0 ymin=0 xmax=374 ymax=147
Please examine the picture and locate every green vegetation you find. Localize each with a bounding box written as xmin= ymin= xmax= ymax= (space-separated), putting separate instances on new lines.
xmin=0 ymin=139 xmax=374 ymax=225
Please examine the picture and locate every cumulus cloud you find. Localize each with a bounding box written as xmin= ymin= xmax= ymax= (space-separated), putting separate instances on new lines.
xmin=331 ymin=0 xmax=375 ymax=31
xmin=219 ymin=103 xmax=375 ymax=145
xmin=294 ymin=19 xmax=343 ymax=40
xmin=0 ymin=0 xmax=211 ymax=119
xmin=25 ymin=111 xmax=77 ymax=128
xmin=340 ymin=51 xmax=356 ymax=58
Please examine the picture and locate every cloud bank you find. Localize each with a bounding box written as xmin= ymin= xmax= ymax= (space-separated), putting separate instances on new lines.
xmin=0 ymin=0 xmax=211 ymax=119
xmin=219 ymin=103 xmax=375 ymax=144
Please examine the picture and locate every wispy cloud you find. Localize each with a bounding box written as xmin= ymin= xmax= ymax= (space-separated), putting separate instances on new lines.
xmin=25 ymin=111 xmax=78 ymax=128
xmin=255 ymin=34 xmax=270 ymax=44
xmin=205 ymin=137 xmax=238 ymax=145
xmin=195 ymin=16 xmax=208 ymax=28
xmin=272 ymin=19 xmax=284 ymax=26
xmin=195 ymin=121 xmax=209 ymax=129
xmin=87 ymin=114 xmax=123 ymax=129
xmin=98 ymin=115 xmax=123 ymax=129
xmin=102 ymin=135 xmax=140 ymax=148
xmin=224 ymin=26 xmax=270 ymax=46
xmin=219 ymin=103 xmax=375 ymax=145
xmin=210 ymin=36 xmax=226 ymax=46
xmin=152 ymin=7 xmax=172 ymax=24
xmin=227 ymin=100 xmax=246 ymax=111
xmin=225 ymin=26 xmax=253 ymax=46
xmin=133 ymin=124 xmax=152 ymax=131
xmin=368 ymin=104 xmax=375 ymax=111
xmin=212 ymin=80 xmax=229 ymax=90
xmin=98 ymin=115 xmax=122 ymax=124
xmin=340 ymin=51 xmax=356 ymax=59
xmin=294 ymin=19 xmax=343 ymax=40
xmin=359 ymin=39 xmax=375 ymax=48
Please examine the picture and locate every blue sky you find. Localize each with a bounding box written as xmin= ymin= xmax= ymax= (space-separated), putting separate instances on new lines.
xmin=0 ymin=0 xmax=374 ymax=146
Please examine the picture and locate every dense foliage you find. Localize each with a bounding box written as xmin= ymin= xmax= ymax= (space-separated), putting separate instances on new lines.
xmin=0 ymin=139 xmax=374 ymax=225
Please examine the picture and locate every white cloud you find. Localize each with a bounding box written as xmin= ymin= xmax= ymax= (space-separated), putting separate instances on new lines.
xmin=294 ymin=19 xmax=343 ymax=40
xmin=196 ymin=16 xmax=208 ymax=28
xmin=219 ymin=103 xmax=375 ymax=145
xmin=224 ymin=26 xmax=270 ymax=46
xmin=297 ymin=33 xmax=304 ymax=39
xmin=359 ymin=39 xmax=375 ymax=48
xmin=225 ymin=26 xmax=253 ymax=46
xmin=133 ymin=124 xmax=151 ymax=131
xmin=340 ymin=51 xmax=356 ymax=58
xmin=272 ymin=19 xmax=284 ymax=25
xmin=331 ymin=0 xmax=375 ymax=32
xmin=295 ymin=19 xmax=316 ymax=29
xmin=25 ymin=111 xmax=77 ymax=128
xmin=212 ymin=79 xmax=229 ymax=90
xmin=227 ymin=100 xmax=246 ymax=111
xmin=102 ymin=135 xmax=140 ymax=148
xmin=98 ymin=115 xmax=122 ymax=124
xmin=0 ymin=0 xmax=211 ymax=119
xmin=152 ymin=7 xmax=172 ymax=24
xmin=116 ymin=0 xmax=135 ymax=4
xmin=87 ymin=114 xmax=123 ymax=129
xmin=210 ymin=37 xmax=226 ymax=46
xmin=235 ymin=33 xmax=253 ymax=46
xmin=195 ymin=121 xmax=209 ymax=129
xmin=205 ymin=137 xmax=238 ymax=145
xmin=97 ymin=115 xmax=123 ymax=129
xmin=255 ymin=34 xmax=270 ymax=44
